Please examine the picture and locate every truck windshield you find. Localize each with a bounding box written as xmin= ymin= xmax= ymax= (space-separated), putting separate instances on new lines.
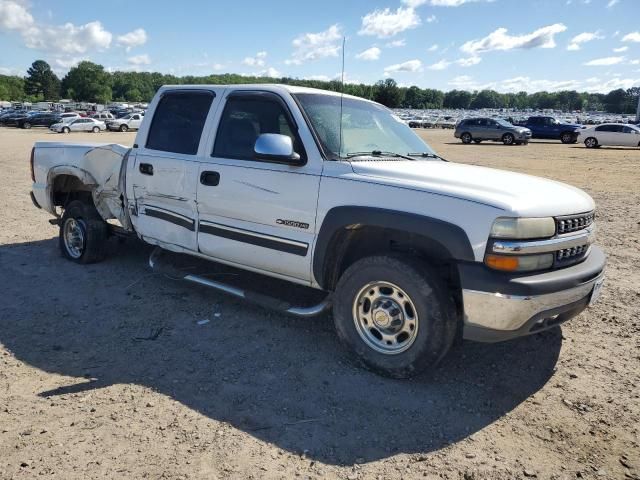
xmin=294 ymin=93 xmax=435 ymax=160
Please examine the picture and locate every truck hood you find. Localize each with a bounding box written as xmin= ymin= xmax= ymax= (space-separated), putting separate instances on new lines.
xmin=349 ymin=160 xmax=594 ymax=217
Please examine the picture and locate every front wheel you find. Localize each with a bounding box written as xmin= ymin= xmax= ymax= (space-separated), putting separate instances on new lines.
xmin=62 ymin=126 xmax=70 ymax=134
xmin=584 ymin=137 xmax=598 ymax=148
xmin=119 ymin=124 xmax=128 ymax=132
xmin=460 ymin=132 xmax=472 ymax=144
xmin=502 ymin=133 xmax=515 ymax=145
xmin=333 ymin=255 xmax=456 ymax=378
xmin=92 ymin=126 xmax=100 ymax=133
xmin=22 ymin=122 xmax=32 ymax=129
xmin=59 ymin=200 xmax=108 ymax=264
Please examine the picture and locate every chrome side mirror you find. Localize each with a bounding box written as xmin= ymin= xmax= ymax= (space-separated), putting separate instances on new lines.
xmin=254 ymin=133 xmax=302 ymax=165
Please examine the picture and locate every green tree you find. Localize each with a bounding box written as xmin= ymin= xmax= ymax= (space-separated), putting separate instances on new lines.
xmin=24 ymin=60 xmax=60 ymax=100
xmin=470 ymin=89 xmax=504 ymax=109
xmin=0 ymin=75 xmax=25 ymax=100
xmin=61 ymin=61 xmax=112 ymax=103
xmin=443 ymin=90 xmax=473 ymax=109
xmin=373 ymin=78 xmax=403 ymax=108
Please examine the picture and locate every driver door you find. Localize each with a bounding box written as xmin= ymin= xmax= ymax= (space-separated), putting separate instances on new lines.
xmin=196 ymin=90 xmax=321 ymax=282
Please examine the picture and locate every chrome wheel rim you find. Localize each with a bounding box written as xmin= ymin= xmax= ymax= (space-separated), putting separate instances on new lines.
xmin=63 ymin=218 xmax=86 ymax=259
xmin=586 ymin=138 xmax=596 ymax=147
xmin=352 ymin=281 xmax=419 ymax=355
xmin=504 ymin=135 xmax=513 ymax=144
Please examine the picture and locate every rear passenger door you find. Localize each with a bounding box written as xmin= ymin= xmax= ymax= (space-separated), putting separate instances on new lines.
xmin=195 ymin=90 xmax=322 ymax=283
xmin=128 ymin=90 xmax=217 ymax=252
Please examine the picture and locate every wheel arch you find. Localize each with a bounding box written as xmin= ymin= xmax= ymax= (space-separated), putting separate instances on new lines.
xmin=48 ymin=166 xmax=98 ymax=208
xmin=313 ymin=206 xmax=474 ymax=291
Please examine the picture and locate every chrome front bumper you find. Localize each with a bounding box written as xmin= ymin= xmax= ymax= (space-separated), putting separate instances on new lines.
xmin=461 ymin=246 xmax=605 ymax=342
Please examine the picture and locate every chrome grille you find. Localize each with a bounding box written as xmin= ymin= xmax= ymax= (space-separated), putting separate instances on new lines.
xmin=556 ymin=212 xmax=594 ymax=235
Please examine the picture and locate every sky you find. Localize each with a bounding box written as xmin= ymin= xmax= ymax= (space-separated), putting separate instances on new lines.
xmin=0 ymin=0 xmax=639 ymax=93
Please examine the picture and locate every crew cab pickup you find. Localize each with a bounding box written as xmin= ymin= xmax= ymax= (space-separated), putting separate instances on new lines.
xmin=30 ymin=85 xmax=606 ymax=378
xmin=524 ymin=116 xmax=582 ymax=144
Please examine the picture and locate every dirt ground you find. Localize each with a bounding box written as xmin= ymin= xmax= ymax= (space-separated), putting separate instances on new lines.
xmin=0 ymin=126 xmax=638 ymax=480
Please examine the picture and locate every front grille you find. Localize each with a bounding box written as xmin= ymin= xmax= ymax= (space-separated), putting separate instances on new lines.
xmin=556 ymin=212 xmax=594 ymax=235
xmin=556 ymin=244 xmax=588 ymax=262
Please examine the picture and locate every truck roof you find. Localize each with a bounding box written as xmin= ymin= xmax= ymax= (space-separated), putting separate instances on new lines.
xmin=157 ymin=84 xmax=376 ymax=104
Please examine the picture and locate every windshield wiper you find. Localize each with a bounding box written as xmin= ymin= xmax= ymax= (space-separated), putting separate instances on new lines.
xmin=345 ymin=150 xmax=414 ymax=161
xmin=407 ymin=152 xmax=448 ymax=162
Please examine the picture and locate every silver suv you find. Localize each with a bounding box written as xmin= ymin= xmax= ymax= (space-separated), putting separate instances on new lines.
xmin=455 ymin=117 xmax=532 ymax=146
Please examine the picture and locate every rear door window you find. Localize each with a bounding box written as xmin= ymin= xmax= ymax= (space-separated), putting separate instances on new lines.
xmin=146 ymin=91 xmax=214 ymax=155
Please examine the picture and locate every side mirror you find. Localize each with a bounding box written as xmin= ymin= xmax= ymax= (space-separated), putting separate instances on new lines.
xmin=254 ymin=133 xmax=302 ymax=165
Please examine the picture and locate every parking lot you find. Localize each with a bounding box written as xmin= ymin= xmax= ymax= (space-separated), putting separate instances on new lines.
xmin=0 ymin=127 xmax=638 ymax=479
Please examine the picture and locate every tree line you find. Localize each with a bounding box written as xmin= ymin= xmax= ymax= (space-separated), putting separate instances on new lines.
xmin=1 ymin=59 xmax=638 ymax=114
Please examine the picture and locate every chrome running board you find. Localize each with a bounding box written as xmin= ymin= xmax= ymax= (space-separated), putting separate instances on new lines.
xmin=149 ymin=247 xmax=331 ymax=318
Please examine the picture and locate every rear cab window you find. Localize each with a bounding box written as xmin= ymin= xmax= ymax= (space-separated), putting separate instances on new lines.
xmin=146 ymin=91 xmax=215 ymax=155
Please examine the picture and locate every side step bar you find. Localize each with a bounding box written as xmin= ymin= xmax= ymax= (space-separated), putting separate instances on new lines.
xmin=149 ymin=247 xmax=331 ymax=318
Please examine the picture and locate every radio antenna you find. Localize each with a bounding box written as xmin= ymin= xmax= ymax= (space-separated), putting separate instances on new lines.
xmin=338 ymin=36 xmax=346 ymax=159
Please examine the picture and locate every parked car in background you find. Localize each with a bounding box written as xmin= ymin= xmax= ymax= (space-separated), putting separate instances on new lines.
xmin=455 ymin=117 xmax=532 ymax=145
xmin=524 ymin=116 xmax=582 ymax=144
xmin=0 ymin=110 xmax=31 ymax=126
xmin=17 ymin=112 xmax=62 ymax=129
xmin=91 ymin=112 xmax=115 ymax=121
xmin=579 ymin=123 xmax=640 ymax=148
xmin=49 ymin=117 xmax=106 ymax=133
xmin=59 ymin=112 xmax=81 ymax=122
xmin=106 ymin=112 xmax=144 ymax=132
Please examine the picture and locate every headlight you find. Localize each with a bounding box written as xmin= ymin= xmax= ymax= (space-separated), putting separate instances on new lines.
xmin=485 ymin=253 xmax=554 ymax=272
xmin=490 ymin=217 xmax=555 ymax=239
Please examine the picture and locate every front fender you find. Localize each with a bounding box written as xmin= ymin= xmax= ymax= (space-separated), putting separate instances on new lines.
xmin=312 ymin=206 xmax=475 ymax=288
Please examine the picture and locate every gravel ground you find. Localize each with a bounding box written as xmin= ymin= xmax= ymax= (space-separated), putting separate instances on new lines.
xmin=0 ymin=127 xmax=638 ymax=480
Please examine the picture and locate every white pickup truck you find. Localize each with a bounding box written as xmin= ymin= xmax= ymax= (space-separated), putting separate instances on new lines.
xmin=30 ymin=84 xmax=606 ymax=377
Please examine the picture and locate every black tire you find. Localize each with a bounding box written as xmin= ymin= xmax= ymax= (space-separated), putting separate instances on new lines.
xmin=59 ymin=200 xmax=108 ymax=264
xmin=584 ymin=137 xmax=598 ymax=148
xmin=92 ymin=126 xmax=100 ymax=133
xmin=62 ymin=126 xmax=70 ymax=134
xmin=502 ymin=133 xmax=515 ymax=145
xmin=460 ymin=132 xmax=472 ymax=144
xmin=333 ymin=255 xmax=457 ymax=378
xmin=473 ymin=139 xmax=482 ymax=144
xmin=22 ymin=122 xmax=31 ymax=129
xmin=560 ymin=132 xmax=574 ymax=144
xmin=119 ymin=124 xmax=128 ymax=132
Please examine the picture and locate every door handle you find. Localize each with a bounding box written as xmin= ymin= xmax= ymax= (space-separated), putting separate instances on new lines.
xmin=200 ymin=171 xmax=220 ymax=186
xmin=139 ymin=163 xmax=153 ymax=175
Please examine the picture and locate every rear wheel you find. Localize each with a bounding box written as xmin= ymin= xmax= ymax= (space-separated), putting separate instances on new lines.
xmin=92 ymin=126 xmax=100 ymax=133
xmin=460 ymin=132 xmax=472 ymax=144
xmin=560 ymin=132 xmax=574 ymax=144
xmin=333 ymin=255 xmax=456 ymax=378
xmin=62 ymin=126 xmax=70 ymax=134
xmin=22 ymin=122 xmax=32 ymax=129
xmin=119 ymin=124 xmax=128 ymax=132
xmin=59 ymin=200 xmax=108 ymax=264
xmin=584 ymin=137 xmax=598 ymax=148
xmin=502 ymin=133 xmax=515 ymax=145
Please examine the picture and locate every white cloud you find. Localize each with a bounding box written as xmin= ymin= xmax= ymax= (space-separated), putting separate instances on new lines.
xmin=54 ymin=57 xmax=84 ymax=69
xmin=212 ymin=63 xmax=225 ymax=71
xmin=286 ymin=25 xmax=342 ymax=65
xmin=257 ymin=67 xmax=281 ymax=77
xmin=584 ymin=56 xmax=625 ymax=66
xmin=456 ymin=56 xmax=481 ymax=66
xmin=428 ymin=59 xmax=451 ymax=70
xmin=607 ymin=0 xmax=619 ymax=7
xmin=622 ymin=32 xmax=640 ymax=43
xmin=426 ymin=15 xmax=437 ymax=23
xmin=359 ymin=7 xmax=420 ymax=38
xmin=0 ymin=66 xmax=24 ymax=75
xmin=613 ymin=46 xmax=628 ymax=52
xmin=116 ymin=28 xmax=147 ymax=51
xmin=242 ymin=51 xmax=267 ymax=67
xmin=356 ymin=46 xmax=381 ymax=61
xmin=460 ymin=23 xmax=567 ymax=54
xmin=567 ymin=31 xmax=603 ymax=50
xmin=127 ymin=54 xmax=151 ymax=66
xmin=427 ymin=44 xmax=439 ymax=52
xmin=383 ymin=59 xmax=422 ymax=75
xmin=0 ymin=0 xmax=129 ymax=54
xmin=386 ymin=39 xmax=406 ymax=48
